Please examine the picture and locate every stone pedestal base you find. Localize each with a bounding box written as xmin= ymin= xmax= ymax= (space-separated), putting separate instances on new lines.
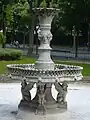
xmin=16 ymin=109 xmax=68 ymax=120
xmin=18 ymin=100 xmax=67 ymax=114
xmin=19 ymin=81 xmax=68 ymax=115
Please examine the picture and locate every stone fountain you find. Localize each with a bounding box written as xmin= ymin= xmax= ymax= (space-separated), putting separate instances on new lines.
xmin=7 ymin=7 xmax=83 ymax=119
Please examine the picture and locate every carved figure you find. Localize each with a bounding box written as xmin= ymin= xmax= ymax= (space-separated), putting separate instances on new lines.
xmin=54 ymin=80 xmax=68 ymax=104
xmin=46 ymin=32 xmax=52 ymax=42
xmin=21 ymin=80 xmax=34 ymax=103
xmin=37 ymin=29 xmax=45 ymax=42
xmin=36 ymin=81 xmax=46 ymax=114
xmin=37 ymin=28 xmax=52 ymax=44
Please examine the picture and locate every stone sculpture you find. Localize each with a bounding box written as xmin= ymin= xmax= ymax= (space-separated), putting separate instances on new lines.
xmin=21 ymin=79 xmax=34 ymax=103
xmin=54 ymin=80 xmax=68 ymax=104
xmin=38 ymin=29 xmax=45 ymax=42
xmin=38 ymin=28 xmax=52 ymax=44
xmin=36 ymin=80 xmax=47 ymax=114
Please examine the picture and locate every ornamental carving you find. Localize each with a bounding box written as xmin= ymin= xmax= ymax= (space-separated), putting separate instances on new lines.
xmin=38 ymin=29 xmax=52 ymax=44
xmin=33 ymin=8 xmax=59 ymax=17
xmin=21 ymin=79 xmax=34 ymax=103
xmin=54 ymin=80 xmax=68 ymax=104
xmin=36 ymin=80 xmax=47 ymax=115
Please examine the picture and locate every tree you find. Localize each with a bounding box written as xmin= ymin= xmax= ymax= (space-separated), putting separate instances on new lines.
xmin=0 ymin=0 xmax=17 ymax=48
xmin=12 ymin=1 xmax=31 ymax=44
xmin=51 ymin=0 xmax=90 ymax=57
xmin=5 ymin=0 xmax=32 ymax=47
xmin=0 ymin=32 xmax=6 ymax=46
xmin=57 ymin=0 xmax=90 ymax=40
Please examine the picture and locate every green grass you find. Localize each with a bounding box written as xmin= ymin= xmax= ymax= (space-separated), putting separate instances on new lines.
xmin=0 ymin=56 xmax=90 ymax=76
xmin=0 ymin=56 xmax=36 ymax=74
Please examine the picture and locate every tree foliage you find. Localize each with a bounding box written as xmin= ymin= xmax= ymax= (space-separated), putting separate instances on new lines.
xmin=57 ymin=0 xmax=90 ymax=34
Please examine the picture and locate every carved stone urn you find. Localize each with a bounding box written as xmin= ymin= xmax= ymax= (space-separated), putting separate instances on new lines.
xmin=34 ymin=8 xmax=58 ymax=70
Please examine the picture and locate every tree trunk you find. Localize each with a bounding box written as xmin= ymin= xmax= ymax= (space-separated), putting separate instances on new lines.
xmin=73 ymin=34 xmax=76 ymax=51
xmin=35 ymin=32 xmax=38 ymax=55
xmin=75 ymin=32 xmax=79 ymax=58
xmin=23 ymin=32 xmax=26 ymax=49
xmin=2 ymin=4 xmax=6 ymax=48
xmin=28 ymin=13 xmax=35 ymax=56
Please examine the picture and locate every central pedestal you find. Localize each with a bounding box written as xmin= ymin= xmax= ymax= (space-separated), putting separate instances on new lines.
xmin=35 ymin=49 xmax=54 ymax=70
xmin=17 ymin=109 xmax=68 ymax=120
xmin=34 ymin=8 xmax=56 ymax=70
xmin=17 ymin=8 xmax=67 ymax=116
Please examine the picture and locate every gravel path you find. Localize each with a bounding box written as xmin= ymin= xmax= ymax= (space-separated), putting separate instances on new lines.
xmin=0 ymin=83 xmax=90 ymax=120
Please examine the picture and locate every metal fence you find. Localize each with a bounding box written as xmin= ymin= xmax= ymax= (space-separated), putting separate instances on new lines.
xmin=51 ymin=46 xmax=90 ymax=61
xmin=6 ymin=44 xmax=90 ymax=61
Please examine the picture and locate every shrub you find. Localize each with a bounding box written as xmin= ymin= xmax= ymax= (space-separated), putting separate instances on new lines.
xmin=0 ymin=48 xmax=23 ymax=60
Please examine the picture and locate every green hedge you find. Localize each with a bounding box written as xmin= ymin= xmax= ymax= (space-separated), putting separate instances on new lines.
xmin=0 ymin=48 xmax=23 ymax=60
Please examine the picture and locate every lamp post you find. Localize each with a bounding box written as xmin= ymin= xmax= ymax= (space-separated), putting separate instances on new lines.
xmin=72 ymin=26 xmax=82 ymax=58
xmin=72 ymin=26 xmax=76 ymax=51
xmin=72 ymin=26 xmax=78 ymax=58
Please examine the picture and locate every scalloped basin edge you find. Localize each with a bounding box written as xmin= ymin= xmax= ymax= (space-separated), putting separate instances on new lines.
xmin=7 ymin=64 xmax=83 ymax=82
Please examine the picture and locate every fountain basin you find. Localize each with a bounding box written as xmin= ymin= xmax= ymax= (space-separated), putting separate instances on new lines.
xmin=7 ymin=64 xmax=83 ymax=82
